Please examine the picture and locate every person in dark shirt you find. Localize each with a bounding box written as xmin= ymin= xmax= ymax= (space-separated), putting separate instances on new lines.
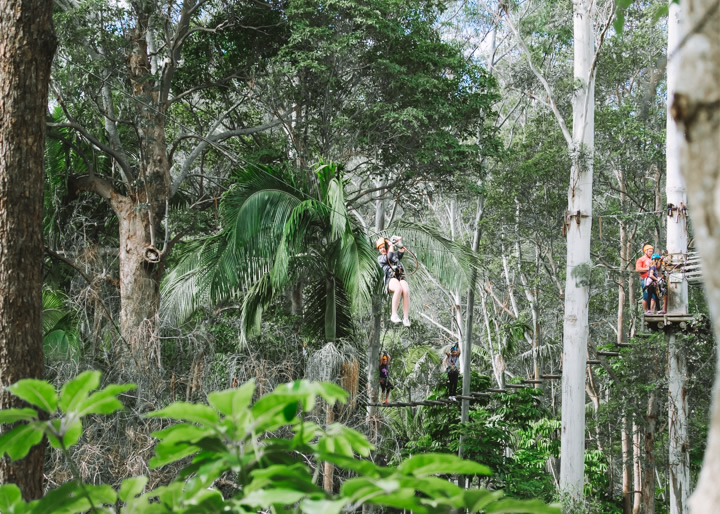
xmin=445 ymin=345 xmax=461 ymax=401
xmin=379 ymin=351 xmax=393 ymax=404
xmin=376 ymin=235 xmax=411 ymax=327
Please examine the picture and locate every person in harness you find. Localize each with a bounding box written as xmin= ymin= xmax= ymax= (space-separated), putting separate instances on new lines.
xmin=635 ymin=243 xmax=655 ymax=312
xmin=645 ymin=253 xmax=668 ymax=314
xmin=379 ymin=350 xmax=393 ymax=404
xmin=376 ymin=235 xmax=411 ymax=327
xmin=445 ymin=344 xmax=461 ymax=401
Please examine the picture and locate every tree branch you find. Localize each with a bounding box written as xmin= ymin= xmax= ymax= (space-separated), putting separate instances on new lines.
xmin=68 ymin=174 xmax=122 ymax=213
xmin=48 ymin=122 xmax=133 ymax=181
xmin=171 ymin=117 xmax=285 ymax=195
xmin=501 ymin=7 xmax=573 ymax=146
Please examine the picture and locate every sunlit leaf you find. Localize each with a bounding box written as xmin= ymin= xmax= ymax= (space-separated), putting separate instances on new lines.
xmin=0 ymin=408 xmax=38 ymax=424
xmin=118 ymin=476 xmax=148 ymax=502
xmin=0 ymin=424 xmax=44 ymax=460
xmin=59 ymin=371 xmax=100 ymax=412
xmin=7 ymin=379 xmax=57 ymax=413
xmin=208 ymin=380 xmax=255 ymax=418
xmin=146 ymin=402 xmax=219 ymax=426
xmin=398 ymin=453 xmax=491 ymax=477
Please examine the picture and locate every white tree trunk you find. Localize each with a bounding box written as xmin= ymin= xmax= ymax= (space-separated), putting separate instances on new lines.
xmin=449 ymin=198 xmax=465 ymax=374
xmin=560 ymin=0 xmax=596 ymax=502
xmin=668 ymin=333 xmax=690 ymax=513
xmin=676 ymin=0 xmax=720 ymax=511
xmin=666 ymin=4 xmax=691 ymax=512
xmin=460 ymin=196 xmax=483 ymax=463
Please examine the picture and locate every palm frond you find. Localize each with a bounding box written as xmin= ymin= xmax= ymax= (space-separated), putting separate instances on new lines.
xmin=333 ymin=229 xmax=378 ymax=311
xmin=240 ymin=272 xmax=276 ymax=341
xmin=162 ymin=234 xmax=264 ymax=324
xmin=327 ymin=177 xmax=348 ymax=241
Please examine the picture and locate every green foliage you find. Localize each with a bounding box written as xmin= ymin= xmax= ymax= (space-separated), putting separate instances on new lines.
xmin=41 ymin=288 xmax=82 ymax=358
xmin=0 ymin=371 xmax=134 ymax=457
xmin=405 ymin=376 xmax=559 ymax=502
xmin=0 ymin=373 xmax=560 ymax=513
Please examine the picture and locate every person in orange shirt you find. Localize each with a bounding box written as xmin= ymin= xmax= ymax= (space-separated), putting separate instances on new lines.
xmin=635 ymin=243 xmax=654 ymax=312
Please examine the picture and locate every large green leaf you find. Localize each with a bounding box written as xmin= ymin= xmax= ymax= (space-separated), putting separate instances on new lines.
xmin=30 ymin=482 xmax=116 ymax=514
xmin=241 ymin=489 xmax=307 ymax=508
xmin=0 ymin=484 xmax=25 ymax=514
xmin=207 ymin=379 xmax=255 ymax=418
xmin=146 ymin=402 xmax=219 ymax=426
xmin=397 ymin=453 xmax=491 ymax=477
xmin=148 ymin=442 xmax=201 ymax=469
xmin=0 ymin=408 xmax=38 ymax=424
xmin=59 ymin=370 xmax=100 ymax=412
xmin=46 ymin=417 xmax=82 ymax=450
xmin=77 ymin=383 xmax=136 ymax=416
xmin=300 ymin=498 xmax=349 ymax=514
xmin=484 ymin=498 xmax=562 ymax=513
xmin=0 ymin=424 xmax=44 ymax=461
xmin=7 ymin=379 xmax=57 ymax=413
xmin=463 ymin=489 xmax=505 ymax=511
xmin=152 ymin=422 xmax=212 ymax=443
xmin=118 ymin=476 xmax=148 ymax=502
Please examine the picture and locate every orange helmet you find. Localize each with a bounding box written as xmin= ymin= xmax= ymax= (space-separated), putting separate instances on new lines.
xmin=376 ymin=237 xmax=387 ymax=249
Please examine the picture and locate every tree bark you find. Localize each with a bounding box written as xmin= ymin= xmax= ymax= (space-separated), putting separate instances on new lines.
xmin=643 ymin=392 xmax=658 ymax=514
xmin=668 ymin=333 xmax=690 ymax=514
xmin=633 ymin=421 xmax=642 ymax=514
xmin=622 ymin=415 xmax=632 ymax=514
xmin=323 ymin=403 xmax=335 ymax=492
xmin=0 ymin=0 xmax=56 ymax=499
xmin=676 ymin=0 xmax=720 ymax=511
xmin=560 ymin=0 xmax=596 ymax=503
xmin=614 ymin=164 xmax=629 ymax=345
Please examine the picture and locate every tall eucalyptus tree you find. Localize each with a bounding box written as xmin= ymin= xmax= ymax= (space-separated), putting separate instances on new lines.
xmin=502 ymin=0 xmax=614 ymax=501
xmin=666 ymin=3 xmax=691 ymax=512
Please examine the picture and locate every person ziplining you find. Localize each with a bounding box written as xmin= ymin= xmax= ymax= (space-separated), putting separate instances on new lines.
xmin=379 ymin=350 xmax=393 ymax=404
xmin=376 ymin=235 xmax=411 ymax=327
xmin=444 ymin=344 xmax=461 ymax=401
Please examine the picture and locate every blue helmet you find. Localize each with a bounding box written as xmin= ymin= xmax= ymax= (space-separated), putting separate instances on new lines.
xmin=651 ymin=253 xmax=661 ymax=259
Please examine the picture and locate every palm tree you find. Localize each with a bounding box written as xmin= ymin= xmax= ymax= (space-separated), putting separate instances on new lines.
xmin=163 ymin=162 xmax=377 ymax=342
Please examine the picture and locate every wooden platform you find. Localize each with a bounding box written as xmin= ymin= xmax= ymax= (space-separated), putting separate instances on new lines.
xmin=643 ymin=312 xmax=696 ymax=329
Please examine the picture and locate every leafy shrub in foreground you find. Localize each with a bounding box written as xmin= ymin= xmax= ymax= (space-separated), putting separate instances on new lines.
xmin=0 ymin=372 xmax=560 ymax=513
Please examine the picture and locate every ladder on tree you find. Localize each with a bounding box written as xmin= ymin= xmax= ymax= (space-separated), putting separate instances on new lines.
xmin=666 ymin=250 xmax=703 ymax=285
